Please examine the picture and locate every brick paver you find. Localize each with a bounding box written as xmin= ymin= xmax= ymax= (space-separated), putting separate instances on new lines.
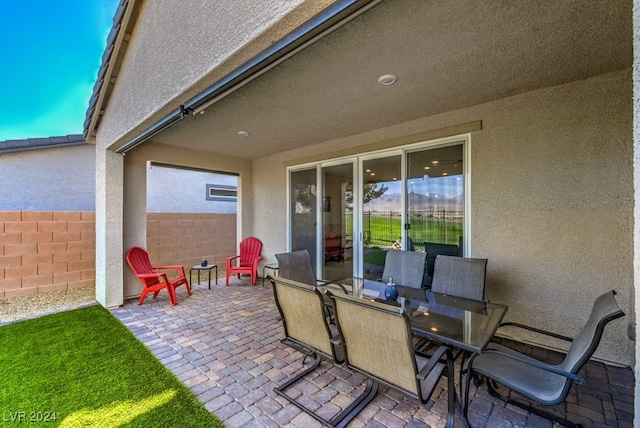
xmin=110 ymin=276 xmax=635 ymax=427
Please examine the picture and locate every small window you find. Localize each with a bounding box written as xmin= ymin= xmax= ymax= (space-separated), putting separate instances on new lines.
xmin=206 ymin=184 xmax=237 ymax=202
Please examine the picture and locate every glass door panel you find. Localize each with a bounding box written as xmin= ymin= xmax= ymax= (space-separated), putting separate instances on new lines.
xmin=406 ymin=143 xmax=464 ymax=283
xmin=289 ymin=168 xmax=318 ymax=274
xmin=321 ymin=163 xmax=354 ymax=281
xmin=361 ymin=155 xmax=401 ymax=279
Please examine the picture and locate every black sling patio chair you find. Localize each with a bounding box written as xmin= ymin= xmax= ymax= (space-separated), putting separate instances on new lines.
xmin=415 ymin=255 xmax=488 ymax=396
xmin=270 ymin=276 xmax=377 ymax=428
xmin=275 ymin=249 xmax=348 ymax=292
xmin=464 ymin=290 xmax=624 ymax=428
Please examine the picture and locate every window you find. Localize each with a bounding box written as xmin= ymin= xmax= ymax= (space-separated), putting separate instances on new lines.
xmin=206 ymin=184 xmax=237 ymax=202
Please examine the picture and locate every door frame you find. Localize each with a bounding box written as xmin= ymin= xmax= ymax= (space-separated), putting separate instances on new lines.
xmin=286 ymin=134 xmax=471 ymax=277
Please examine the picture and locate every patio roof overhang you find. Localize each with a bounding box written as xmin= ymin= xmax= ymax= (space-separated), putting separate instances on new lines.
xmin=104 ymin=0 xmax=631 ymax=160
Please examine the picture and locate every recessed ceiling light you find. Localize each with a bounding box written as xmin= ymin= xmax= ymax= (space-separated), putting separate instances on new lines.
xmin=377 ymin=74 xmax=397 ymax=86
xmin=238 ymin=131 xmax=250 ymax=137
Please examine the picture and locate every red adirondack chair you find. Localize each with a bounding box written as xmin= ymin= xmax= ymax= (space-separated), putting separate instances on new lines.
xmin=226 ymin=237 xmax=263 ymax=286
xmin=126 ymin=246 xmax=191 ymax=305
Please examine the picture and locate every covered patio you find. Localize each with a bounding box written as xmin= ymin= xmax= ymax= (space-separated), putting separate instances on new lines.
xmin=85 ymin=0 xmax=637 ymax=422
xmin=110 ymin=277 xmax=633 ymax=427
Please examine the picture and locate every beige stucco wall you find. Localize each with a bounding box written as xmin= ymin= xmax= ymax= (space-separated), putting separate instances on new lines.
xmin=253 ymin=70 xmax=633 ymax=366
xmin=632 ymin=1 xmax=639 ymax=422
xmin=93 ymin=0 xmax=327 ymax=308
xmin=121 ymin=141 xmax=252 ymax=298
xmin=96 ymin=0 xmax=332 ymax=148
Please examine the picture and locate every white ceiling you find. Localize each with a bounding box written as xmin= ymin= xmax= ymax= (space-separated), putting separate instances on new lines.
xmin=152 ymin=0 xmax=632 ymax=159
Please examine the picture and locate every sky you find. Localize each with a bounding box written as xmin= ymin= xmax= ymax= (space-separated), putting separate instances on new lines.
xmin=0 ymin=1 xmax=119 ymax=141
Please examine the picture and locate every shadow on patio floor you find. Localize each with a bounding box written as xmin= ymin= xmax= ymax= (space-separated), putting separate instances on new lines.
xmin=110 ymin=275 xmax=634 ymax=428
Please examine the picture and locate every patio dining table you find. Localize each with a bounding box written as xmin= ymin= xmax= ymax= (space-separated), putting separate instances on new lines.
xmin=324 ymin=278 xmax=508 ymax=427
xmin=329 ymin=277 xmax=508 ymax=355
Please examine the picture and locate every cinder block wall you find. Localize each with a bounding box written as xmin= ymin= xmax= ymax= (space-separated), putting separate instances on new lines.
xmin=146 ymin=213 xmax=237 ymax=272
xmin=0 ymin=211 xmax=95 ymax=298
xmin=0 ymin=211 xmax=236 ymax=299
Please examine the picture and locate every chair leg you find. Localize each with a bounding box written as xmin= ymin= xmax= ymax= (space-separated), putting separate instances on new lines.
xmin=184 ymin=281 xmax=192 ymax=296
xmin=225 ymin=271 xmax=230 ymax=286
xmin=167 ymin=286 xmax=177 ymax=306
xmin=485 ymin=381 xmax=581 ymax=428
xmin=138 ymin=289 xmax=149 ymax=305
xmin=333 ymin=379 xmax=378 ymax=428
xmin=274 ymin=354 xmax=378 ymax=428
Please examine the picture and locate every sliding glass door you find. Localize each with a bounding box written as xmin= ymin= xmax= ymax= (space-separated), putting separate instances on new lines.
xmin=289 ymin=168 xmax=318 ymax=274
xmin=321 ymin=162 xmax=354 ymax=281
xmin=287 ymin=136 xmax=468 ymax=282
xmin=361 ymin=154 xmax=402 ymax=279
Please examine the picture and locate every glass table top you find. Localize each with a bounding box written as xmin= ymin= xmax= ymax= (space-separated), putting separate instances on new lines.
xmin=330 ymin=278 xmax=508 ymax=354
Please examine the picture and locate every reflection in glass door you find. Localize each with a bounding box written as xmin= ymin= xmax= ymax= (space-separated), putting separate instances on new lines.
xmin=321 ymin=163 xmax=354 ymax=281
xmin=407 ymin=143 xmax=465 ymax=284
xmin=361 ymin=155 xmax=401 ymax=279
xmin=288 ymin=138 xmax=467 ymax=283
xmin=289 ymin=168 xmax=318 ymax=274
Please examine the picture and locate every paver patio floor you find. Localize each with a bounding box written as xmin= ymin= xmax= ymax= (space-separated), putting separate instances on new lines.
xmin=110 ymin=276 xmax=634 ymax=428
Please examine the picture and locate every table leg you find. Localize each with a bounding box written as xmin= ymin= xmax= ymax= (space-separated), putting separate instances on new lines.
xmin=215 ymin=266 xmax=218 ymax=284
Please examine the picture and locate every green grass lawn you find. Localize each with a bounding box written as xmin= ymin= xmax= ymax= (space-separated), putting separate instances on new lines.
xmin=347 ymin=214 xmax=462 ymax=247
xmin=0 ymin=305 xmax=224 ymax=428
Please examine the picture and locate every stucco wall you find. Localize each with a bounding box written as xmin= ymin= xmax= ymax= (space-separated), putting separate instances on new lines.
xmin=147 ymin=164 xmax=237 ymax=213
xmin=96 ymin=0 xmax=332 ymax=148
xmin=0 ymin=145 xmax=95 ymax=211
xmin=122 ymin=141 xmax=252 ymax=298
xmin=252 ymin=70 xmax=634 ymax=366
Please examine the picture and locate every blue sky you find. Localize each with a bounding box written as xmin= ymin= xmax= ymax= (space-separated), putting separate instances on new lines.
xmin=0 ymin=1 xmax=119 ymax=141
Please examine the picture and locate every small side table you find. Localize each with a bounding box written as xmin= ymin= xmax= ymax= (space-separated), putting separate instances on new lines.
xmin=190 ymin=264 xmax=218 ymax=290
xmin=262 ymin=263 xmax=279 ymax=287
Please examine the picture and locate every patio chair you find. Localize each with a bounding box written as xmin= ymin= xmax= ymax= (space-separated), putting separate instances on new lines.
xmin=275 ymin=249 xmax=347 ymax=324
xmin=275 ymin=249 xmax=348 ymax=294
xmin=431 ymin=255 xmax=487 ymax=301
xmin=330 ymin=291 xmax=457 ymax=428
xmin=416 ymin=255 xmax=487 ymax=393
xmin=125 ymin=246 xmax=191 ymax=306
xmin=464 ymin=290 xmax=624 ymax=427
xmin=380 ymin=250 xmax=427 ymax=289
xmin=225 ymin=237 xmax=262 ymax=286
xmin=423 ymin=242 xmax=460 ymax=285
xmin=270 ymin=276 xmax=378 ymax=428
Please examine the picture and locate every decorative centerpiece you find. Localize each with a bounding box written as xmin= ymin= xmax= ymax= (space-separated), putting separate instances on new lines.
xmin=384 ymin=277 xmax=398 ymax=300
xmin=201 ymin=258 xmax=208 ymax=267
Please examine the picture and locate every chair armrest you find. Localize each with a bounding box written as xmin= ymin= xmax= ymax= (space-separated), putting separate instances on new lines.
xmin=416 ymin=345 xmax=452 ymax=380
xmin=136 ymin=273 xmax=163 ymax=279
xmin=498 ymin=322 xmax=573 ymax=343
xmin=319 ymin=281 xmax=348 ymax=294
xmin=155 ymin=265 xmax=186 ymax=275
xmin=475 ymin=347 xmax=583 ymax=383
xmin=226 ymin=255 xmax=240 ymax=268
xmin=136 ymin=272 xmax=170 ymax=284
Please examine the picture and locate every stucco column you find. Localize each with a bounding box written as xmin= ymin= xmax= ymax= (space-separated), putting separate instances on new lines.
xmin=95 ymin=147 xmax=124 ymax=308
xmin=122 ymin=152 xmax=148 ymax=299
xmin=634 ymin=0 xmax=640 ymax=424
